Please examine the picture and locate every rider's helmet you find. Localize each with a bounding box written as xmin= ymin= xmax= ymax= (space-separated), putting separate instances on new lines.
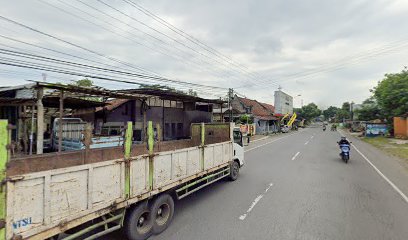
xmin=341 ymin=136 xmax=346 ymax=140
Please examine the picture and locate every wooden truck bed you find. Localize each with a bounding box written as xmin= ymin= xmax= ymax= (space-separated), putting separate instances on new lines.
xmin=2 ymin=122 xmax=233 ymax=239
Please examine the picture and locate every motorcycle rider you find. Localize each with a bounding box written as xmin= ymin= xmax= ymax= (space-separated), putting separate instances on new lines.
xmin=338 ymin=136 xmax=351 ymax=160
xmin=338 ymin=136 xmax=350 ymax=145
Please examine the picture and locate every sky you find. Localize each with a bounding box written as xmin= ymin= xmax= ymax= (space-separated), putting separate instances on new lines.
xmin=0 ymin=0 xmax=407 ymax=108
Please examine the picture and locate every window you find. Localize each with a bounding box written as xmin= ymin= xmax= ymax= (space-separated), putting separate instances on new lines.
xmin=171 ymin=123 xmax=176 ymax=138
xmin=177 ymin=123 xmax=183 ymax=137
xmin=176 ymin=101 xmax=183 ymax=108
xmin=164 ymin=123 xmax=170 ymax=138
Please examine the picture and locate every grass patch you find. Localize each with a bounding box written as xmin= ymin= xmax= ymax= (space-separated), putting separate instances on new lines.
xmin=362 ymin=136 xmax=408 ymax=160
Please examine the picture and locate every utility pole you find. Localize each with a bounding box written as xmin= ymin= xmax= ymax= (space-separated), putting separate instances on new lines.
xmin=350 ymin=102 xmax=354 ymax=121
xmin=228 ymin=88 xmax=234 ymax=122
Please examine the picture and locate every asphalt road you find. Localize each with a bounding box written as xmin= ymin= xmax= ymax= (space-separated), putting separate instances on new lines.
xmin=105 ymin=127 xmax=408 ymax=240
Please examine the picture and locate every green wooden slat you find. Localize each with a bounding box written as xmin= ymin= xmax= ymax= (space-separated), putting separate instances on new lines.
xmin=201 ymin=122 xmax=205 ymax=145
xmin=0 ymin=120 xmax=9 ymax=239
xmin=124 ymin=122 xmax=133 ymax=198
xmin=147 ymin=121 xmax=154 ymax=189
xmin=200 ymin=123 xmax=205 ymax=170
xmin=147 ymin=121 xmax=154 ymax=155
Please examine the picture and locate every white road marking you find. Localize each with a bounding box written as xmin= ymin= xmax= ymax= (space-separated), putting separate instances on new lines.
xmin=311 ymin=135 xmax=314 ymax=139
xmin=250 ymin=136 xmax=269 ymax=143
xmin=245 ymin=131 xmax=301 ymax=153
xmin=352 ymin=144 xmax=408 ymax=204
xmin=291 ymin=151 xmax=300 ymax=160
xmin=304 ymin=141 xmax=309 ymax=145
xmin=239 ymin=183 xmax=273 ymax=220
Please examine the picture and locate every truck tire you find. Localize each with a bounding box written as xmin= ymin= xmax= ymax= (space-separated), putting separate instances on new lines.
xmin=124 ymin=202 xmax=154 ymax=240
xmin=151 ymin=194 xmax=175 ymax=235
xmin=229 ymin=161 xmax=239 ymax=181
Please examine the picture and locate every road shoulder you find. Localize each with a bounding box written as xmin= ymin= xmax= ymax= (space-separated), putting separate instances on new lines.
xmin=339 ymin=129 xmax=408 ymax=200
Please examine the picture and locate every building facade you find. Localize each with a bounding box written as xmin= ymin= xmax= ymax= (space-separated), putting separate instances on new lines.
xmin=274 ymin=90 xmax=293 ymax=115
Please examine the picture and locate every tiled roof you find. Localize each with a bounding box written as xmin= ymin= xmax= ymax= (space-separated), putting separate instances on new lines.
xmin=260 ymin=103 xmax=275 ymax=113
xmin=95 ymin=99 xmax=130 ymax=112
xmin=236 ymin=96 xmax=275 ymax=119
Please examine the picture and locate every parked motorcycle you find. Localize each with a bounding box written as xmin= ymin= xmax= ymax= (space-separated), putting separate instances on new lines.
xmin=323 ymin=125 xmax=326 ymax=131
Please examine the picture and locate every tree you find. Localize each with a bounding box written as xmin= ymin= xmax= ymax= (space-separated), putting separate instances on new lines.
xmin=294 ymin=103 xmax=321 ymax=123
xmin=74 ymin=78 xmax=94 ymax=87
xmin=332 ymin=102 xmax=351 ymax=121
xmin=342 ymin=102 xmax=351 ymax=112
xmin=373 ymin=67 xmax=408 ymax=118
xmin=336 ymin=109 xmax=349 ymax=121
xmin=72 ymin=79 xmax=102 ymax=102
xmin=238 ymin=114 xmax=253 ymax=124
xmin=355 ymin=103 xmax=382 ymax=121
xmin=323 ymin=106 xmax=340 ymax=120
xmin=188 ymin=89 xmax=198 ymax=97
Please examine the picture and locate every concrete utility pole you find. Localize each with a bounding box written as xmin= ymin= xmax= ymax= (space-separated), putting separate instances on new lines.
xmin=36 ymin=87 xmax=44 ymax=154
xmin=350 ymin=102 xmax=354 ymax=121
xmin=58 ymin=90 xmax=64 ymax=153
xmin=228 ymin=88 xmax=234 ymax=122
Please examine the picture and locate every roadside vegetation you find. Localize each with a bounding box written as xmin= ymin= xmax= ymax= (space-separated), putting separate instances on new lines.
xmin=362 ymin=137 xmax=408 ymax=161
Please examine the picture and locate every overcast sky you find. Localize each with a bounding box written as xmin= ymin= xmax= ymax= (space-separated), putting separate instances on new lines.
xmin=0 ymin=0 xmax=407 ymax=108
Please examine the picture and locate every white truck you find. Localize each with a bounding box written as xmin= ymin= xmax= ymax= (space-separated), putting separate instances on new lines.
xmin=0 ymin=121 xmax=244 ymax=240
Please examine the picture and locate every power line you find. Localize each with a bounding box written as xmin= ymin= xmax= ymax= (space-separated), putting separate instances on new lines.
xmin=122 ymin=0 xmax=281 ymax=86
xmin=123 ymin=0 xmax=284 ymax=86
xmin=0 ymin=15 xmax=230 ymax=92
xmin=0 ymin=50 xmax=228 ymax=96
xmin=67 ymin=0 xmax=240 ymax=81
xmin=95 ymin=0 xmax=282 ymax=88
xmin=32 ymin=0 xmax=247 ymax=87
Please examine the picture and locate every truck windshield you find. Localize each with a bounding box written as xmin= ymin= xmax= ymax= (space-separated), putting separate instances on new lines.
xmin=233 ymin=130 xmax=241 ymax=144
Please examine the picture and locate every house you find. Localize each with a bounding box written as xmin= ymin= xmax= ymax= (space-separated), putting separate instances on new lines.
xmin=76 ymin=88 xmax=223 ymax=142
xmin=227 ymin=95 xmax=278 ymax=134
xmin=1 ymin=82 xmax=224 ymax=156
xmin=212 ymin=103 xmax=227 ymax=122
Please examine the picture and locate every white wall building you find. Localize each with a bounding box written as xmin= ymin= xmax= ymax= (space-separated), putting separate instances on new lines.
xmin=274 ymin=90 xmax=293 ymax=114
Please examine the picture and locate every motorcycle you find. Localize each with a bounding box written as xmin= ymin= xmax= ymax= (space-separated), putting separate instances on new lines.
xmin=338 ymin=142 xmax=352 ymax=163
xmin=331 ymin=125 xmax=337 ymax=131
xmin=323 ymin=126 xmax=326 ymax=131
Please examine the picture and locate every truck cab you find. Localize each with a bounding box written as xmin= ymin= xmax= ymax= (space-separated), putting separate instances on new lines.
xmin=232 ymin=127 xmax=245 ymax=167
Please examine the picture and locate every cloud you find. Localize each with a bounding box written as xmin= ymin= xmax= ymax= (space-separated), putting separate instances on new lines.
xmin=0 ymin=0 xmax=407 ymax=107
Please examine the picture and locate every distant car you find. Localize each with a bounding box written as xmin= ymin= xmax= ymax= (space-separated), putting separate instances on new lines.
xmin=281 ymin=125 xmax=289 ymax=133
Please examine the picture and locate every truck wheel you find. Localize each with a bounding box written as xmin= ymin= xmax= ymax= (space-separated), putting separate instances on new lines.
xmin=124 ymin=202 xmax=154 ymax=240
xmin=229 ymin=161 xmax=239 ymax=181
xmin=151 ymin=194 xmax=175 ymax=235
